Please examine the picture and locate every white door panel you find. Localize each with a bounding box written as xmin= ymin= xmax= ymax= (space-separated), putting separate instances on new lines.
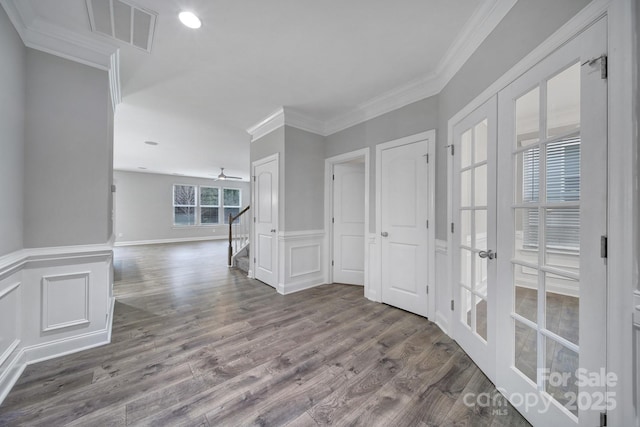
xmin=253 ymin=155 xmax=278 ymax=287
xmin=333 ymin=163 xmax=365 ymax=285
xmin=380 ymin=138 xmax=428 ymax=317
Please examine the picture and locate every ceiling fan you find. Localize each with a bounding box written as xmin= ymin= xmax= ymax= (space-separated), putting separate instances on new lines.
xmin=213 ymin=168 xmax=242 ymax=181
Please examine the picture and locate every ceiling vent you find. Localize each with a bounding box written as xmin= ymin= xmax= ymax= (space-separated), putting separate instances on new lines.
xmin=86 ymin=0 xmax=157 ymax=52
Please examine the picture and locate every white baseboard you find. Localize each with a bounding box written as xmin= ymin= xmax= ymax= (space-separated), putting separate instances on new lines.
xmin=435 ymin=311 xmax=450 ymax=335
xmin=23 ymin=327 xmax=111 ymax=366
xmin=0 ymin=348 xmax=26 ymax=405
xmin=114 ymin=235 xmax=227 ymax=247
xmin=277 ymin=278 xmax=326 ymax=295
xmin=0 ymin=325 xmax=111 ymax=405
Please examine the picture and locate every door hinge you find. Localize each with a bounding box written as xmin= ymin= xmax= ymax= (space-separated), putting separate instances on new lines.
xmin=451 ymin=300 xmax=454 ymax=311
xmin=451 ymin=222 xmax=455 ymax=233
xmin=423 ymin=153 xmax=429 ymax=163
xmin=582 ymin=54 xmax=607 ymax=79
xmin=253 ymin=217 xmax=256 ymax=223
xmin=331 ymin=260 xmax=334 ymax=266
xmin=600 ymin=411 xmax=607 ymax=426
xmin=448 ymin=144 xmax=455 ymax=156
xmin=426 ymin=220 xmax=429 ymax=229
xmin=426 ymin=285 xmax=429 ymax=294
xmin=253 ymin=175 xmax=256 ymax=182
xmin=332 ymin=174 xmax=335 ymax=181
xmin=332 ymin=217 xmax=335 ymax=224
xmin=601 ymin=235 xmax=608 ymax=258
xmin=253 ymin=257 xmax=256 ymax=263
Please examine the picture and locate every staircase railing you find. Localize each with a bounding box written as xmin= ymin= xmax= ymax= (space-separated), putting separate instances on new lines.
xmin=228 ymin=205 xmax=250 ymax=267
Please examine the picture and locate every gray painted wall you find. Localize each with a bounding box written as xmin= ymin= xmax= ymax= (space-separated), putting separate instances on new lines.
xmin=324 ymin=96 xmax=439 ymax=232
xmin=0 ymin=6 xmax=26 ymax=257
xmin=114 ymin=170 xmax=250 ymax=243
xmin=435 ymin=0 xmax=592 ymax=239
xmin=23 ymin=49 xmax=112 ymax=248
xmin=284 ymin=126 xmax=325 ymax=231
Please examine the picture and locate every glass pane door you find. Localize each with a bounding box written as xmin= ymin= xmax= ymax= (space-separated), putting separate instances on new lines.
xmin=496 ymin=18 xmax=607 ymax=426
xmin=511 ymin=62 xmax=582 ymax=416
xmin=452 ymin=97 xmax=497 ymax=381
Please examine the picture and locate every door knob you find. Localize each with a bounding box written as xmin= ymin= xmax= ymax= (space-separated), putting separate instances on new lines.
xmin=381 ymin=231 xmax=389 ymax=237
xmin=270 ymin=229 xmax=276 ymax=233
xmin=478 ymin=250 xmax=496 ymax=260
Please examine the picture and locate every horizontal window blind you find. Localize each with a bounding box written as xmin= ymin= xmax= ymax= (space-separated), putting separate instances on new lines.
xmin=522 ymin=137 xmax=580 ymax=251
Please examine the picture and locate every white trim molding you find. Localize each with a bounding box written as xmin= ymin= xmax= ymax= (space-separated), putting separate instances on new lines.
xmin=41 ymin=272 xmax=91 ymax=332
xmin=0 ymin=243 xmax=114 ymax=406
xmin=276 ymin=230 xmax=326 ymax=295
xmin=114 ymin=235 xmax=227 ymax=247
xmin=247 ymin=107 xmax=326 ymax=142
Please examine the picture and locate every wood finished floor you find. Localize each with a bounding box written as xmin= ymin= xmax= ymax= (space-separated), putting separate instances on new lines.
xmin=0 ymin=241 xmax=531 ymax=426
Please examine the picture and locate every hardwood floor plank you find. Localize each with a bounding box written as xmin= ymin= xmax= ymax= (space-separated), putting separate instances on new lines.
xmin=0 ymin=241 xmax=530 ymax=426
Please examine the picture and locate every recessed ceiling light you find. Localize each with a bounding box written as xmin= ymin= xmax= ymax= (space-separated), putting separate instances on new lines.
xmin=144 ymin=140 xmax=159 ymax=146
xmin=179 ymin=11 xmax=201 ymax=29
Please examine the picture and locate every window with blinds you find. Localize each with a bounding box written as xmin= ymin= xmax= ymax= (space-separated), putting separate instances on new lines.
xmin=523 ymin=136 xmax=580 ymax=251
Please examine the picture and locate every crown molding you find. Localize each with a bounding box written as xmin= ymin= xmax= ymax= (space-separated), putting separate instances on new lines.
xmin=324 ymin=72 xmax=442 ymax=136
xmin=434 ymin=0 xmax=518 ymax=89
xmin=247 ymin=108 xmax=286 ymax=142
xmin=109 ymin=50 xmax=122 ymax=111
xmin=324 ymin=0 xmax=518 ymax=136
xmin=282 ymin=108 xmax=326 ymax=136
xmin=247 ymin=107 xmax=327 ymax=142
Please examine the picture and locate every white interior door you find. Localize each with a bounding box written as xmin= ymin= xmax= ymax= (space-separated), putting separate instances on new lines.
xmin=253 ymin=155 xmax=278 ymax=288
xmin=452 ymin=96 xmax=497 ymax=381
xmin=496 ymin=18 xmax=607 ymax=426
xmin=332 ymin=162 xmax=365 ymax=285
xmin=380 ymin=136 xmax=429 ymax=317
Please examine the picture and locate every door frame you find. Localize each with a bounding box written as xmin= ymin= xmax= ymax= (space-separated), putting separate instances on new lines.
xmin=251 ymin=153 xmax=279 ymax=285
xmin=324 ymin=148 xmax=370 ymax=290
xmin=375 ymin=130 xmax=436 ymax=318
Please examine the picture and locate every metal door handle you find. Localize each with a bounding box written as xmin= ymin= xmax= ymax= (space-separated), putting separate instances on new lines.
xmin=478 ymin=250 xmax=496 ymax=260
xmin=381 ymin=232 xmax=389 ymax=237
xmin=270 ymin=229 xmax=276 ymax=233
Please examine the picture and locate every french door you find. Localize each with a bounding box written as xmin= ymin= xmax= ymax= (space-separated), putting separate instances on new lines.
xmin=452 ymin=97 xmax=497 ymax=381
xmin=496 ymin=18 xmax=607 ymax=426
xmin=452 ymin=17 xmax=608 ymax=426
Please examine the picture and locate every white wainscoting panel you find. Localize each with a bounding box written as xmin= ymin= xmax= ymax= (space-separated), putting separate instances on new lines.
xmin=290 ymin=245 xmax=321 ymax=278
xmin=41 ymin=272 xmax=90 ymax=332
xmin=0 ymin=282 xmax=21 ymax=368
xmin=278 ymin=230 xmax=326 ymax=295
xmin=0 ymin=244 xmax=113 ymax=406
xmin=435 ymin=239 xmax=450 ymax=334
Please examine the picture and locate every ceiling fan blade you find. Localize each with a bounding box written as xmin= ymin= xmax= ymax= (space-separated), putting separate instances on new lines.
xmin=225 ymin=175 xmax=242 ymax=180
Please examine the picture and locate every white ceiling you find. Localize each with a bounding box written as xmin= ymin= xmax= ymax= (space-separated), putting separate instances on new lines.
xmin=7 ymin=0 xmax=513 ymax=181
